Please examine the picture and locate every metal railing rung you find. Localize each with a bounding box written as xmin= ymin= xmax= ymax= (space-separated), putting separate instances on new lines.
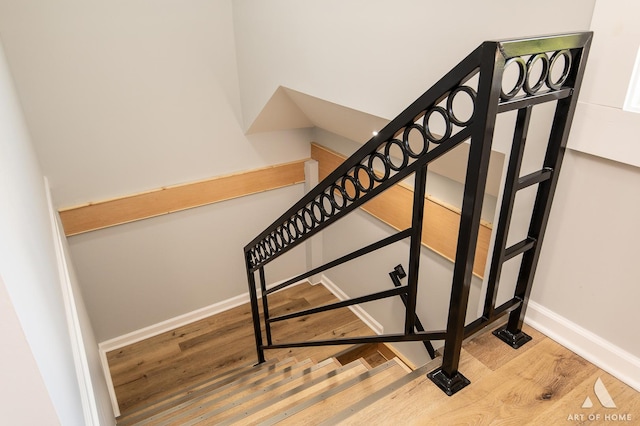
xmin=504 ymin=237 xmax=537 ymax=261
xmin=268 ymin=286 xmax=408 ymax=323
xmin=266 ymin=229 xmax=412 ymax=295
xmin=497 ymin=88 xmax=572 ymax=113
xmin=263 ymin=331 xmax=448 ymax=349
xmin=517 ymin=168 xmax=553 ymax=190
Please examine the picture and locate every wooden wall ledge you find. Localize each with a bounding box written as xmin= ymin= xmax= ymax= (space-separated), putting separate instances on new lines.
xmin=59 ymin=160 xmax=307 ymax=236
xmin=60 ymin=144 xmax=491 ymax=277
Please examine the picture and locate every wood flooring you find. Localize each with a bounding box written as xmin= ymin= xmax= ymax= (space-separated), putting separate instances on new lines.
xmin=107 ymin=282 xmax=640 ymax=424
xmin=107 ymin=282 xmax=374 ymax=415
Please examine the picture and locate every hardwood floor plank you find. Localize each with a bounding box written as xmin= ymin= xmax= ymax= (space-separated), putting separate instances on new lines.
xmin=423 ymin=338 xmax=598 ymax=425
xmin=528 ymin=369 xmax=640 ymax=425
xmin=462 ymin=324 xmax=546 ymax=371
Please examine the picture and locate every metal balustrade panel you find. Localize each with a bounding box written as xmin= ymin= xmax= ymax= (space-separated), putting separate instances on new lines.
xmin=243 ymin=32 xmax=592 ymax=396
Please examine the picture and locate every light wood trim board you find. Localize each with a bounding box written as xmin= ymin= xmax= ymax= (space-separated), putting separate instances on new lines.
xmin=311 ymin=143 xmax=491 ymax=278
xmin=59 ymin=160 xmax=306 ymax=236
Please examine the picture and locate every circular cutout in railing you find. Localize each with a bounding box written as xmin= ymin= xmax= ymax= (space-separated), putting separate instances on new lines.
xmin=384 ymin=139 xmax=409 ymax=171
xmin=547 ymin=49 xmax=572 ymax=90
xmin=424 ymin=106 xmax=452 ymax=144
xmin=367 ymin=152 xmax=390 ymax=183
xmin=352 ymin=164 xmax=375 ymax=193
xmin=501 ymin=57 xmax=526 ymax=100
xmin=447 ymin=86 xmax=476 ymax=127
xmin=403 ymin=124 xmax=429 ymax=158
xmin=524 ymin=53 xmax=550 ymax=95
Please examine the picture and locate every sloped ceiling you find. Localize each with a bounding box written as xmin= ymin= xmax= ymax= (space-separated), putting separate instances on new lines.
xmin=245 ymin=86 xmax=504 ymax=196
xmin=247 ymin=86 xmax=389 ymax=145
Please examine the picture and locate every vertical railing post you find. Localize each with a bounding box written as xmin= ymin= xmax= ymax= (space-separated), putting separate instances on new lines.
xmin=245 ymin=254 xmax=265 ymax=364
xmin=258 ymin=266 xmax=273 ymax=346
xmin=404 ymin=165 xmax=428 ymax=335
xmin=429 ymin=42 xmax=503 ymax=396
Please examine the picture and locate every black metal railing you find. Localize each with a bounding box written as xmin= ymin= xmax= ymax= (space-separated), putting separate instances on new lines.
xmin=244 ymin=32 xmax=592 ymax=395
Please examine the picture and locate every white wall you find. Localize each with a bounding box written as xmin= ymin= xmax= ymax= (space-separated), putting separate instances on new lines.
xmin=0 ymin=38 xmax=84 ymax=425
xmin=532 ymin=151 xmax=640 ymax=357
xmin=69 ymin=184 xmax=308 ymax=342
xmin=0 ymin=276 xmax=60 ymax=425
xmin=0 ymin=0 xmax=312 ymax=345
xmin=0 ymin=0 xmax=310 ymax=207
xmin=233 ymin=0 xmax=596 ymax=129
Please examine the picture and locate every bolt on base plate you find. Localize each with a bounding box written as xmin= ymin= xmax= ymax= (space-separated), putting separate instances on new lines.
xmin=493 ymin=325 xmax=532 ymax=349
xmin=427 ymin=368 xmax=470 ymax=396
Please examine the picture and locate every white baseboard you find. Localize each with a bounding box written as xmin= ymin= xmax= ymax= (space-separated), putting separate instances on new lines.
xmin=99 ymin=293 xmax=249 ymax=354
xmin=319 ymin=274 xmax=384 ymax=335
xmin=525 ymin=300 xmax=640 ymax=392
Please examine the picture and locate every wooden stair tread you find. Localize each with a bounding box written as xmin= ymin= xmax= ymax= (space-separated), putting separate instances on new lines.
xmin=180 ymin=357 xmax=350 ymax=425
xmin=110 ymin=282 xmax=328 ymax=415
xmin=262 ymin=358 xmax=411 ymax=426
xmin=221 ymin=359 xmax=373 ymax=425
xmin=140 ymin=357 xmax=340 ymax=425
xmin=115 ymin=358 xmax=266 ymax=424
xmin=116 ymin=357 xmax=299 ymax=425
xmin=130 ymin=357 xmax=316 ymax=425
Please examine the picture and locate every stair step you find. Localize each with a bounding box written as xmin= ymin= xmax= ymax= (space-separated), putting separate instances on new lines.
xmin=129 ymin=357 xmax=311 ymax=425
xmin=141 ymin=357 xmax=340 ymax=425
xmin=220 ymin=358 xmax=373 ymax=425
xmin=321 ymin=355 xmax=444 ymax=425
xmin=260 ymin=357 xmax=411 ymax=425
xmin=116 ymin=358 xmax=275 ymax=425
xmin=334 ymin=342 xmax=411 ymax=369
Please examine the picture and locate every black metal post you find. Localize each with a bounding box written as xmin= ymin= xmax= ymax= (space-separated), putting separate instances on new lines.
xmin=429 ymin=42 xmax=502 ymax=396
xmin=404 ymin=165 xmax=428 ymax=335
xmin=245 ymin=254 xmax=265 ymax=364
xmin=258 ymin=267 xmax=272 ymax=346
xmin=390 ymin=265 xmax=436 ymax=359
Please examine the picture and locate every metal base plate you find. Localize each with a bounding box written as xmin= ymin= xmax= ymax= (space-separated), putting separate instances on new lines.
xmin=427 ymin=368 xmax=470 ymax=396
xmin=493 ymin=325 xmax=532 ymax=349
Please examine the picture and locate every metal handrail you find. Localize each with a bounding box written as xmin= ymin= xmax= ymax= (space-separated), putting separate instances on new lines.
xmin=244 ymin=32 xmax=592 ymax=395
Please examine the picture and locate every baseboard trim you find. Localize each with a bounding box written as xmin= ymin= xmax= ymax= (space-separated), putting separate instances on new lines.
xmin=99 ymin=293 xmax=247 ymax=354
xmin=319 ymin=274 xmax=384 ymax=335
xmin=525 ymin=300 xmax=640 ymax=392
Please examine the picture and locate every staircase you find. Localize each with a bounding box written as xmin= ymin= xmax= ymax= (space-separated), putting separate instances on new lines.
xmin=115 ymin=349 xmax=429 ymax=425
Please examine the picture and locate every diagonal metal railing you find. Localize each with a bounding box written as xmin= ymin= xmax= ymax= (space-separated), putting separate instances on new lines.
xmin=244 ymin=32 xmax=592 ymax=395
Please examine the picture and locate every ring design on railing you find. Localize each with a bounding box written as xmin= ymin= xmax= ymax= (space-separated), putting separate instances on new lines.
xmin=247 ymin=84 xmax=478 ymax=269
xmin=500 ymin=49 xmax=573 ymax=100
